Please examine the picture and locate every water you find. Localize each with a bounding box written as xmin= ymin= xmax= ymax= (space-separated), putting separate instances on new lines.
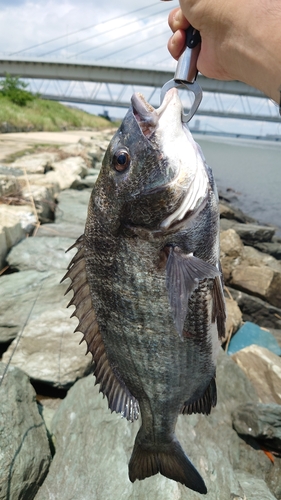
xmin=194 ymin=134 xmax=281 ymax=236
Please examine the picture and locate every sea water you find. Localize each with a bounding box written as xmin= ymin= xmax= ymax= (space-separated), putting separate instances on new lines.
xmin=195 ymin=135 xmax=281 ymax=236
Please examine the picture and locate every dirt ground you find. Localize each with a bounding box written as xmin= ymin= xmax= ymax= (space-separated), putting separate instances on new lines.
xmin=0 ymin=130 xmax=98 ymax=163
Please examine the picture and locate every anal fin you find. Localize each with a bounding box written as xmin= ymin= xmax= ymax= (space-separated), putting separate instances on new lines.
xmin=62 ymin=235 xmax=140 ymax=422
xmin=181 ymin=377 xmax=217 ymax=416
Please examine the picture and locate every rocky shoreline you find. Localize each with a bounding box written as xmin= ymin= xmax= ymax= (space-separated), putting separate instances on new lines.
xmin=0 ymin=130 xmax=281 ymax=500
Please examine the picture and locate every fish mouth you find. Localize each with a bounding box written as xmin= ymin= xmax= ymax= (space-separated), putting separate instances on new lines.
xmin=131 ymin=88 xmax=180 ymax=138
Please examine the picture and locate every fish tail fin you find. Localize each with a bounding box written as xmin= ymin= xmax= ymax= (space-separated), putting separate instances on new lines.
xmin=128 ymin=435 xmax=207 ymax=494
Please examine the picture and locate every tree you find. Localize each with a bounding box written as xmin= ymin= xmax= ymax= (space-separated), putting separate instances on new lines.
xmin=0 ymin=74 xmax=35 ymax=106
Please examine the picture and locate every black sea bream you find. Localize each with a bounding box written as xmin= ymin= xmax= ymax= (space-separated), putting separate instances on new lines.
xmin=64 ymin=88 xmax=226 ymax=494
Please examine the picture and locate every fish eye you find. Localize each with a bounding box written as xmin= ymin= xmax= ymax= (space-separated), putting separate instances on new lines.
xmin=113 ymin=149 xmax=130 ymax=172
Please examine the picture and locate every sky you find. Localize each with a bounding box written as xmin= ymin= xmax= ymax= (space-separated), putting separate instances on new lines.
xmin=0 ymin=0 xmax=174 ymax=65
xmin=0 ymin=0 xmax=280 ymax=137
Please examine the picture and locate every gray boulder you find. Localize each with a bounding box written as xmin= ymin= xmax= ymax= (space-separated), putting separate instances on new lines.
xmin=0 ymin=204 xmax=36 ymax=269
xmin=0 ymin=362 xmax=51 ymax=500
xmin=232 ymin=345 xmax=281 ymax=405
xmin=228 ymin=287 xmax=281 ymax=329
xmin=235 ymin=472 xmax=278 ymax=500
xmin=34 ymin=351 xmax=280 ymax=500
xmin=54 ymin=188 xmax=90 ymax=225
xmin=1 ymin=265 xmax=92 ymax=388
xmin=0 ymin=270 xmax=54 ymax=342
xmin=219 ymin=200 xmax=256 ymax=223
xmin=232 ymin=403 xmax=281 ymax=453
xmin=36 ymin=188 xmax=90 ymax=239
xmin=8 ymin=152 xmax=58 ymax=174
xmin=220 ymin=219 xmax=275 ymax=243
xmin=255 ymin=241 xmax=281 ymax=261
xmin=2 ymin=307 xmax=92 ymax=389
xmin=7 ymin=236 xmax=75 ymax=272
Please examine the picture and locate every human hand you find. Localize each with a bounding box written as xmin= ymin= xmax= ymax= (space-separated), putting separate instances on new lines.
xmin=166 ymin=0 xmax=281 ymax=105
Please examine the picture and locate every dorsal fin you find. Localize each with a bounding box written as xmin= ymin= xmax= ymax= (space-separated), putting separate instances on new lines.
xmin=62 ymin=235 xmax=139 ymax=422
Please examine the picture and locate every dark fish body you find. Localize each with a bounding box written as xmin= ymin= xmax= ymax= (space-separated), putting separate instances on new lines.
xmin=64 ymin=89 xmax=226 ymax=494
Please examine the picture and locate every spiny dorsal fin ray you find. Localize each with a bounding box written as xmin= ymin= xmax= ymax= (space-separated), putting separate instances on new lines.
xmin=165 ymin=246 xmax=220 ymax=339
xmin=181 ymin=377 xmax=217 ymax=416
xmin=62 ymin=235 xmax=139 ymax=422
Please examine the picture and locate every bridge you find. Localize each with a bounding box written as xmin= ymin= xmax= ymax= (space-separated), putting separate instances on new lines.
xmin=0 ymin=57 xmax=279 ymax=124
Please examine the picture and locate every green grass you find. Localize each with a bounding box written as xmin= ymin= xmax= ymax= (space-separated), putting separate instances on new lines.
xmin=0 ymin=95 xmax=120 ymax=132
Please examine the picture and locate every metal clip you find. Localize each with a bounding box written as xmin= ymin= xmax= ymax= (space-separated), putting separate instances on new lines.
xmin=161 ymin=26 xmax=202 ymax=122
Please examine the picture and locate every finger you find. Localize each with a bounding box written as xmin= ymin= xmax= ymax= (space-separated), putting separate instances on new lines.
xmin=167 ymin=29 xmax=187 ymax=60
xmin=168 ymin=7 xmax=190 ymax=33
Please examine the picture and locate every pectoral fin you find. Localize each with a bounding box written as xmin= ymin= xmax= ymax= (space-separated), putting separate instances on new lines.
xmin=165 ymin=246 xmax=220 ymax=338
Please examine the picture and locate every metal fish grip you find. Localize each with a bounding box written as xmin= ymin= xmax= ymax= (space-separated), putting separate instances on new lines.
xmin=161 ymin=26 xmax=202 ymax=122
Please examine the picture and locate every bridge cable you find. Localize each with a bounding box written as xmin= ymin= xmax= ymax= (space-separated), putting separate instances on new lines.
xmin=42 ymin=7 xmax=171 ymax=58
xmin=9 ymin=2 xmax=164 ymax=56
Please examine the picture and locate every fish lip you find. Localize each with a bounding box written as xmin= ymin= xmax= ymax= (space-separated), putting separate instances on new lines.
xmin=131 ymin=89 xmax=180 ymax=138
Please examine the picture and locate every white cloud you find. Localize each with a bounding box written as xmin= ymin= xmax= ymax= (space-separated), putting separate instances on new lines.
xmin=0 ymin=0 xmax=176 ymax=67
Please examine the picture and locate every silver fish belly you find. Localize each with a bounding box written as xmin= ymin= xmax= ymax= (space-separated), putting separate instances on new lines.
xmin=64 ymin=88 xmax=226 ymax=495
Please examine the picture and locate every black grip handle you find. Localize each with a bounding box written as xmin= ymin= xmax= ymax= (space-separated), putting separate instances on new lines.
xmin=185 ymin=25 xmax=201 ymax=49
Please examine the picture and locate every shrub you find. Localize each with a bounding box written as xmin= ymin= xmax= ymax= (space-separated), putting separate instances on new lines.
xmin=0 ymin=74 xmax=35 ymax=106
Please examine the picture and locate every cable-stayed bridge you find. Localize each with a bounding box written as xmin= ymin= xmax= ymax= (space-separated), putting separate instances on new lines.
xmin=0 ymin=2 xmax=280 ymax=130
xmin=0 ymin=56 xmax=279 ymax=124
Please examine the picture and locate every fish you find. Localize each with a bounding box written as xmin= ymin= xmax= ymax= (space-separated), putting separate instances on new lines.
xmin=63 ymin=87 xmax=226 ymax=495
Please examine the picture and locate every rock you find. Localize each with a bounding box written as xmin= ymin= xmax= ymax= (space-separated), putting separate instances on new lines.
xmin=0 ymin=164 xmax=24 ymax=197
xmin=242 ymin=245 xmax=281 ymax=273
xmin=72 ymin=168 xmax=100 ymax=189
xmin=232 ymin=345 xmax=281 ymax=404
xmin=220 ymin=219 xmax=275 ymax=243
xmin=54 ymin=188 xmax=90 ymax=226
xmin=0 ymin=260 xmax=92 ymax=388
xmin=77 ymin=130 xmax=113 ymax=167
xmin=255 ymin=241 xmax=281 ymax=260
xmin=45 ymin=156 xmax=88 ymax=190
xmin=0 ymin=362 xmax=51 ymax=500
xmin=33 ymin=354 xmax=238 ymax=500
xmin=21 ymin=176 xmax=59 ymax=222
xmin=59 ymin=142 xmax=88 ymax=156
xmin=224 ymin=297 xmax=243 ymax=339
xmin=228 ymin=322 xmax=281 ymax=356
xmin=269 ymin=329 xmax=281 ymax=348
xmin=0 ymin=204 xmax=36 ymax=269
xmin=228 ymin=287 xmax=281 ymax=330
xmin=35 ymin=351 xmax=281 ymax=500
xmin=219 ymin=201 xmax=255 ymax=223
xmin=0 ymin=270 xmax=68 ymax=342
xmin=9 ymin=152 xmax=58 ymax=174
xmin=232 ymin=402 xmax=281 ymax=453
xmin=35 ymin=222 xmax=84 ymax=240
xmin=220 ymin=231 xmax=281 ymax=307
xmin=220 ymin=229 xmax=244 ymax=258
xmin=231 ymin=263 xmax=281 ymax=308
xmin=235 ymin=472 xmax=278 ymax=500
xmin=7 ymin=236 xmax=75 ymax=272
xmin=220 ymin=229 xmax=244 ymax=281
xmin=2 ymin=308 xmax=92 ymax=389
